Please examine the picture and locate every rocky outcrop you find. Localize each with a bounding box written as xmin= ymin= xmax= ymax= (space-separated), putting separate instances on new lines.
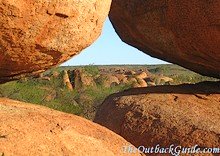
xmin=0 ymin=0 xmax=111 ymax=82
xmin=62 ymin=70 xmax=73 ymax=91
xmin=136 ymin=78 xmax=147 ymax=87
xmin=109 ymin=0 xmax=220 ymax=78
xmin=114 ymin=74 xmax=126 ymax=82
xmin=135 ymin=72 xmax=148 ymax=80
xmin=127 ymin=77 xmax=138 ymax=84
xmin=95 ymin=81 xmax=220 ymax=147
xmin=0 ymin=98 xmax=141 ymax=156
xmin=160 ymin=76 xmax=174 ymax=84
xmin=97 ymin=74 xmax=120 ymax=87
xmin=73 ymin=69 xmax=96 ymax=90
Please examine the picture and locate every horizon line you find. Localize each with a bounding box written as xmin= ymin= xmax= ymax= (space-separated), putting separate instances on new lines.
xmin=60 ymin=63 xmax=172 ymax=67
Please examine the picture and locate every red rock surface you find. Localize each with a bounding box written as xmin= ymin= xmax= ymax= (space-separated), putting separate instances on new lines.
xmin=0 ymin=98 xmax=141 ymax=156
xmin=95 ymin=81 xmax=220 ymax=148
xmin=0 ymin=0 xmax=111 ymax=82
xmin=109 ymin=0 xmax=220 ymax=78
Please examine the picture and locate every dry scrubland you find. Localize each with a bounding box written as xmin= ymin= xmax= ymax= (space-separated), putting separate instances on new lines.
xmin=1 ymin=0 xmax=219 ymax=155
xmin=0 ymin=64 xmax=217 ymax=120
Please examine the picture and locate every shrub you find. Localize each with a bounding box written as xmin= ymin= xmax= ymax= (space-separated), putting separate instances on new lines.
xmin=83 ymin=65 xmax=100 ymax=76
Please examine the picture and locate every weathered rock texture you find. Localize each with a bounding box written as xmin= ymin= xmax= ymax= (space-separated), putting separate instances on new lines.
xmin=73 ymin=69 xmax=96 ymax=90
xmin=109 ymin=0 xmax=220 ymax=78
xmin=62 ymin=70 xmax=73 ymax=91
xmin=0 ymin=0 xmax=111 ymax=82
xmin=95 ymin=81 xmax=220 ymax=147
xmin=0 ymin=98 xmax=141 ymax=156
xmin=97 ymin=74 xmax=120 ymax=87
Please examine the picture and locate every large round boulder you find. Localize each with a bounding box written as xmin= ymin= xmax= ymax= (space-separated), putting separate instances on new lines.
xmin=0 ymin=0 xmax=111 ymax=82
xmin=95 ymin=81 xmax=220 ymax=148
xmin=0 ymin=98 xmax=141 ymax=156
xmin=109 ymin=0 xmax=220 ymax=78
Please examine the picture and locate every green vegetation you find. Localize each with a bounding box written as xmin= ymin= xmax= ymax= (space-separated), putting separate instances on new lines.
xmin=0 ymin=64 xmax=218 ymax=120
xmin=83 ymin=65 xmax=100 ymax=76
xmin=0 ymin=75 xmax=83 ymax=115
xmin=147 ymin=64 xmax=218 ymax=84
xmin=0 ymin=68 xmax=130 ymax=120
xmin=74 ymin=84 xmax=129 ymax=119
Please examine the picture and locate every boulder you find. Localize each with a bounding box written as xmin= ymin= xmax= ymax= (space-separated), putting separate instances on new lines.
xmin=95 ymin=81 xmax=220 ymax=148
xmin=127 ymin=77 xmax=137 ymax=84
xmin=144 ymin=77 xmax=155 ymax=83
xmin=131 ymin=82 xmax=141 ymax=88
xmin=160 ymin=76 xmax=174 ymax=84
xmin=114 ymin=74 xmax=126 ymax=82
xmin=97 ymin=74 xmax=120 ymax=87
xmin=51 ymin=71 xmax=60 ymax=78
xmin=0 ymin=98 xmax=141 ymax=156
xmin=62 ymin=70 xmax=73 ymax=91
xmin=121 ymin=77 xmax=129 ymax=84
xmin=125 ymin=71 xmax=136 ymax=76
xmin=109 ymin=0 xmax=220 ymax=78
xmin=147 ymin=82 xmax=156 ymax=86
xmin=74 ymin=69 xmax=96 ymax=90
xmin=114 ymin=68 xmax=125 ymax=74
xmin=0 ymin=0 xmax=111 ymax=82
xmin=130 ymin=78 xmax=148 ymax=88
xmin=135 ymin=72 xmax=148 ymax=79
xmin=136 ymin=78 xmax=147 ymax=87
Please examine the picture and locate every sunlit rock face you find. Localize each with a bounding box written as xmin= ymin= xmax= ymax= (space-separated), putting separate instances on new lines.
xmin=0 ymin=98 xmax=141 ymax=156
xmin=109 ymin=0 xmax=220 ymax=78
xmin=0 ymin=0 xmax=111 ymax=82
xmin=95 ymin=81 xmax=220 ymax=148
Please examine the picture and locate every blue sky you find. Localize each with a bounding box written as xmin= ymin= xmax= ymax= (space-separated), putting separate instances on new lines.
xmin=62 ymin=18 xmax=167 ymax=66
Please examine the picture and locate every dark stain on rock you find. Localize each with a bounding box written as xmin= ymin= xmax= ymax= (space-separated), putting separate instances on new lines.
xmin=55 ymin=13 xmax=69 ymax=18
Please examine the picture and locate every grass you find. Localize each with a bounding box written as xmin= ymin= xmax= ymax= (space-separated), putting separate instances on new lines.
xmin=83 ymin=65 xmax=100 ymax=76
xmin=147 ymin=64 xmax=218 ymax=84
xmin=73 ymin=79 xmax=131 ymax=119
xmin=0 ymin=64 xmax=218 ymax=120
xmin=0 ymin=68 xmax=131 ymax=119
xmin=0 ymin=75 xmax=83 ymax=116
xmin=0 ymin=80 xmax=46 ymax=104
